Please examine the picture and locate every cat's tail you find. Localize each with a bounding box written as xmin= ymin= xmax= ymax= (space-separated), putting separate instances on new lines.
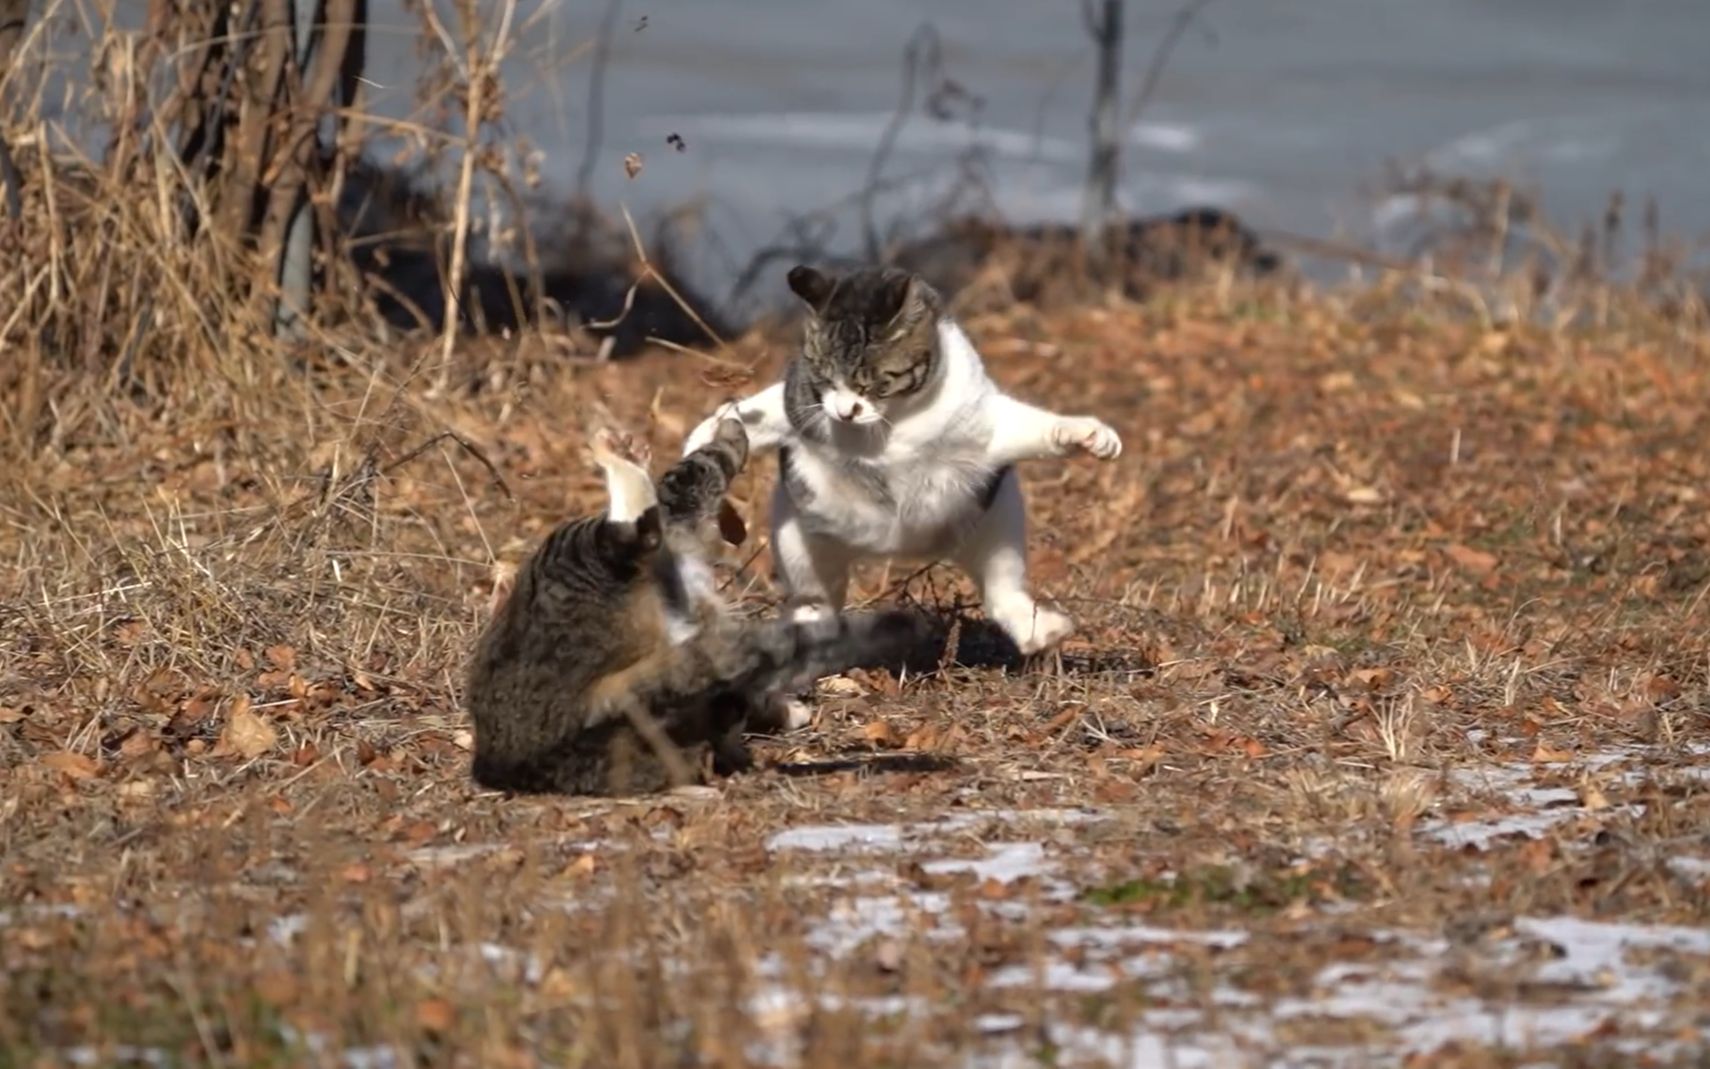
xmin=754 ymin=609 xmax=937 ymax=694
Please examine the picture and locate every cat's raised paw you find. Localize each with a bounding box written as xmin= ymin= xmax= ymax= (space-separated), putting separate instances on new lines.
xmin=591 ymin=427 xmax=652 ymax=469
xmin=1052 ymin=417 xmax=1122 ymax=461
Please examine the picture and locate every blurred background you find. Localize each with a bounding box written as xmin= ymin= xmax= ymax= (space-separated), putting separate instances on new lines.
xmin=10 ymin=0 xmax=1710 ymax=344
xmin=320 ymin=0 xmax=1710 ymax=295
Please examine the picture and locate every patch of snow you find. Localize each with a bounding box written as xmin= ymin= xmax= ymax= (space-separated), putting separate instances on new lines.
xmin=268 ymin=913 xmax=309 ymax=945
xmin=477 ymin=941 xmax=546 ymax=985
xmin=974 ymin=1012 xmax=1025 ymax=1034
xmin=1668 ymin=856 xmax=1710 ymax=880
xmin=1048 ymin=925 xmax=1249 ymax=952
xmin=0 ymin=902 xmax=84 ymax=926
xmin=922 ymin=843 xmax=1051 ymax=883
xmin=1514 ymin=915 xmax=1710 ymax=1003
xmin=768 ymin=823 xmax=905 ymax=852
xmin=805 ymin=891 xmax=958 ymax=955
xmin=64 ymin=1047 xmax=169 ymax=1067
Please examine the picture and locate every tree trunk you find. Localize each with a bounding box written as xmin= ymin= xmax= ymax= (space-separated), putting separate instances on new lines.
xmin=0 ymin=0 xmax=32 ymax=220
xmin=1081 ymin=0 xmax=1123 ymax=266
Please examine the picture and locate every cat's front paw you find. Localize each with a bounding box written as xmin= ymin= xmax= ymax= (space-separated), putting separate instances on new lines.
xmin=1052 ymin=417 xmax=1122 ymax=461
xmin=989 ymin=598 xmax=1076 ymax=656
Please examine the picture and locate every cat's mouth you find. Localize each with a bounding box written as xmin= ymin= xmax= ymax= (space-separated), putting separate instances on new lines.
xmin=829 ymin=409 xmax=885 ymax=427
xmin=821 ymin=388 xmax=885 ymax=426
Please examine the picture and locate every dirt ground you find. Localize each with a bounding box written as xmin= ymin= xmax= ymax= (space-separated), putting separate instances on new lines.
xmin=3 ymin=284 xmax=1709 ymax=1068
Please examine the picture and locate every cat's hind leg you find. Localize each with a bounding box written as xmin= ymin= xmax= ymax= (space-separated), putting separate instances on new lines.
xmin=950 ymin=469 xmax=1074 ymax=656
xmin=770 ymin=480 xmax=855 ymax=623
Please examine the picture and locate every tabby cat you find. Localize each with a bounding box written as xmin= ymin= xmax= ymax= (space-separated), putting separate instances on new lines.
xmin=466 ymin=419 xmax=925 ymax=795
xmin=684 ymin=265 xmax=1121 ymax=656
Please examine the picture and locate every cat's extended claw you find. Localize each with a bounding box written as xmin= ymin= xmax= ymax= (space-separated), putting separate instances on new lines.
xmin=1052 ymin=417 xmax=1122 ymax=461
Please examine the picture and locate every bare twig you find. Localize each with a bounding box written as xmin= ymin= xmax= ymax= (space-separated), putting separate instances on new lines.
xmin=1123 ymin=0 xmax=1217 ymax=128
xmin=574 ymin=0 xmax=622 ymax=198
xmin=860 ymin=24 xmax=942 ymax=262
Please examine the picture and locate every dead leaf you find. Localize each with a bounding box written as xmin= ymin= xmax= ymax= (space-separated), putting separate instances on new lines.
xmin=861 ymin=720 xmax=900 ymax=748
xmin=622 ymin=152 xmax=643 ymax=179
xmin=217 ymin=697 xmax=278 ymax=759
xmin=119 ymin=731 xmax=157 ymax=761
xmin=816 ymin=676 xmax=865 ymax=698
xmin=415 ymin=998 xmax=456 ymax=1033
xmin=255 ymin=970 xmax=299 ymax=1006
xmin=1530 ymin=742 xmax=1574 ymax=764
xmin=1043 ymin=705 xmax=1082 ymax=733
xmin=1116 ymin=745 xmax=1164 ymax=771
xmin=264 ymin=644 xmax=297 ymax=671
xmin=716 ymin=499 xmax=746 ymax=545
xmin=41 ymin=751 xmax=101 ymax=780
xmin=1446 ymin=543 xmax=1499 ymax=576
xmin=904 ymin=724 xmax=943 ymax=751
xmin=873 ymin=939 xmax=904 ymax=973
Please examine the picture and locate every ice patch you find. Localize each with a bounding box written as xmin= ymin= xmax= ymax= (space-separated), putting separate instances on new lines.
xmin=806 ymin=891 xmax=959 ymax=956
xmin=64 ymin=1047 xmax=169 ymax=1067
xmin=642 ymin=112 xmax=1082 ymax=163
xmin=268 ymin=913 xmax=309 ymax=945
xmin=0 ymin=902 xmax=83 ymax=926
xmin=768 ymin=823 xmax=905 ymax=853
xmin=1047 ymin=925 xmax=1249 ymax=951
xmin=922 ymin=843 xmax=1051 ymax=883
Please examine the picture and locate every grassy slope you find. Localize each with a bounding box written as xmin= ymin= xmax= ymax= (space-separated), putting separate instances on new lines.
xmin=2 ymin=286 xmax=1708 ymax=1067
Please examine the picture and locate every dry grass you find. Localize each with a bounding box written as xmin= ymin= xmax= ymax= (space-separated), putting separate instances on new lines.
xmin=4 ymin=251 xmax=1710 ymax=1066
xmin=9 ymin=5 xmax=1705 ymax=1065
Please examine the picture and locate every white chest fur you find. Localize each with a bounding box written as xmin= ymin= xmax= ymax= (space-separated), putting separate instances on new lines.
xmin=784 ymin=322 xmax=1004 ymax=556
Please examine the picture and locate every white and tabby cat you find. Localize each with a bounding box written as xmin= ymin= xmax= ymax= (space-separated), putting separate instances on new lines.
xmin=683 ymin=264 xmax=1121 ymax=656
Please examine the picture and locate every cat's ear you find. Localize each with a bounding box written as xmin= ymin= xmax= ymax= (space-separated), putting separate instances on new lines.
xmin=886 ymin=274 xmax=937 ymax=327
xmin=787 ymin=265 xmax=835 ymax=311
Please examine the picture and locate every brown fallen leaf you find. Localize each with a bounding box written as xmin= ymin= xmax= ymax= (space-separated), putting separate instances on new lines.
xmin=415 ymin=997 xmax=456 ymax=1033
xmin=254 ymin=969 xmax=299 ymax=1006
xmin=861 ymin=720 xmax=900 ymax=748
xmin=1531 ymin=742 xmax=1574 ymax=764
xmin=1446 ymin=543 xmax=1499 ymax=576
xmin=264 ymin=644 xmax=297 ymax=671
xmin=216 ymin=697 xmax=278 ymax=759
xmin=42 ymin=751 xmax=101 ymax=780
xmin=1043 ymin=705 xmax=1082 ymax=733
